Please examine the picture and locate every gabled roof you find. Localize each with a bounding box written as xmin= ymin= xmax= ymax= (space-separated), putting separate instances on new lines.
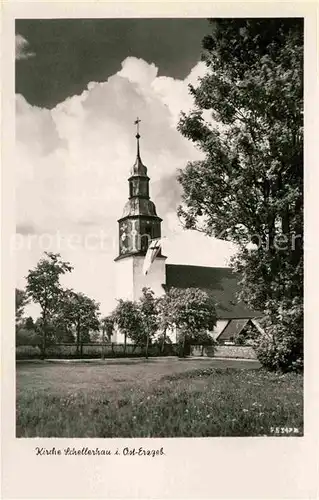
xmin=165 ymin=264 xmax=261 ymax=320
xmin=217 ymin=319 xmax=249 ymax=340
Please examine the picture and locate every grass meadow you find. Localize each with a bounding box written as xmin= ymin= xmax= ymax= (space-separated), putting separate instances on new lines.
xmin=16 ymin=358 xmax=303 ymax=437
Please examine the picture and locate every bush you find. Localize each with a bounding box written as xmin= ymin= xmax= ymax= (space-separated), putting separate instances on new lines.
xmin=253 ymin=301 xmax=303 ymax=372
xmin=15 ymin=343 xmax=180 ymax=360
xmin=254 ymin=333 xmax=303 ymax=372
xmin=16 ymin=328 xmax=41 ymax=347
xmin=16 ymin=345 xmax=42 ymax=359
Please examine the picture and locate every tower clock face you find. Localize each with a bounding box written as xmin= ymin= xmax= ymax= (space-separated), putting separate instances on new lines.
xmin=120 ymin=223 xmax=129 ymax=253
xmin=120 ymin=223 xmax=128 ymax=236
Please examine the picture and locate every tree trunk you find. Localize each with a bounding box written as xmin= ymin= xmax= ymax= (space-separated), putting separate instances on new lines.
xmin=183 ymin=335 xmax=187 ymax=357
xmin=145 ymin=331 xmax=150 ymax=360
xmin=76 ymin=323 xmax=80 ymax=356
xmin=124 ymin=333 xmax=127 ymax=355
xmin=80 ymin=335 xmax=83 ymax=358
xmin=41 ymin=312 xmax=47 ymax=360
xmin=41 ymin=322 xmax=46 ymax=360
xmin=179 ymin=334 xmax=186 ymax=358
xmin=161 ymin=328 xmax=167 ymax=354
xmin=101 ymin=326 xmax=105 ymax=360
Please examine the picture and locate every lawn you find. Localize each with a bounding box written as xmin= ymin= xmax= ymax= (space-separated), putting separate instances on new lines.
xmin=16 ymin=358 xmax=303 ymax=437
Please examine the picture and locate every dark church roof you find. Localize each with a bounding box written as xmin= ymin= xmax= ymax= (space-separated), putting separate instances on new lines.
xmin=165 ymin=264 xmax=261 ymax=320
xmin=121 ymin=198 xmax=159 ymax=218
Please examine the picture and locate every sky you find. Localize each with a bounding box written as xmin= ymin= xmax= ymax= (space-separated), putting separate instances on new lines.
xmin=15 ymin=19 xmax=236 ymax=317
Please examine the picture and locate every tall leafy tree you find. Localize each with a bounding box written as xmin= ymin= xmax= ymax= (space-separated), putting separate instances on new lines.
xmin=15 ymin=288 xmax=29 ymax=326
xmin=177 ymin=19 xmax=303 ymax=370
xmin=112 ymin=299 xmax=143 ymax=355
xmin=100 ymin=315 xmax=115 ymax=343
xmin=157 ymin=293 xmax=171 ymax=353
xmin=50 ymin=315 xmax=76 ymax=344
xmin=160 ymin=288 xmax=217 ymax=357
xmin=25 ymin=316 xmax=35 ymax=330
xmin=25 ymin=252 xmax=73 ymax=358
xmin=98 ymin=316 xmax=114 ymax=359
xmin=15 ymin=315 xmax=41 ymax=348
xmin=57 ymin=290 xmax=100 ymax=355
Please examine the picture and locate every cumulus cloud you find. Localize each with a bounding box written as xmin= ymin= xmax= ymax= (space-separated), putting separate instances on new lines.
xmin=152 ymin=61 xmax=207 ymax=124
xmin=117 ymin=57 xmax=158 ymax=86
xmin=16 ymin=56 xmax=236 ymax=316
xmin=15 ymin=34 xmax=35 ymax=60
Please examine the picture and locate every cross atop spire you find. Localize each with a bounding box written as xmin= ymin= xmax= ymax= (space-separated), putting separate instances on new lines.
xmin=130 ymin=117 xmax=147 ymax=176
xmin=134 ymin=117 xmax=142 ymax=161
xmin=134 ymin=117 xmax=141 ymax=139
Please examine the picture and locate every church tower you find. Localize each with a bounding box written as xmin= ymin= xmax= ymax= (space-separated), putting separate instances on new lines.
xmin=114 ymin=119 xmax=167 ymax=302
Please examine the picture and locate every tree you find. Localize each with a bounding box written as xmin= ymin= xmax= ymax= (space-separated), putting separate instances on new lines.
xmin=138 ymin=288 xmax=159 ymax=359
xmin=157 ymin=293 xmax=174 ymax=353
xmin=16 ymin=327 xmax=41 ymax=347
xmin=15 ymin=315 xmax=41 ymax=348
xmin=160 ymin=288 xmax=217 ymax=357
xmin=153 ymin=333 xmax=173 ymax=355
xmin=100 ymin=315 xmax=115 ymax=359
xmin=25 ymin=252 xmax=73 ymax=358
xmin=50 ymin=315 xmax=75 ymax=343
xmin=25 ymin=316 xmax=35 ymax=330
xmin=90 ymin=330 xmax=102 ymax=343
xmin=57 ymin=290 xmax=100 ymax=356
xmin=100 ymin=315 xmax=115 ymax=343
xmin=191 ymin=330 xmax=216 ymax=356
xmin=15 ymin=288 xmax=29 ymax=326
xmin=177 ymin=19 xmax=303 ymax=370
xmin=112 ymin=299 xmax=143 ymax=355
xmin=31 ymin=317 xmax=66 ymax=346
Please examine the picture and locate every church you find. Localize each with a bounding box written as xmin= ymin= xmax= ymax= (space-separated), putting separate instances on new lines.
xmin=112 ymin=123 xmax=262 ymax=345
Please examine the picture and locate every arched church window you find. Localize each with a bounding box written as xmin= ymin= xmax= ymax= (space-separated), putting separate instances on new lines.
xmin=141 ymin=233 xmax=151 ymax=252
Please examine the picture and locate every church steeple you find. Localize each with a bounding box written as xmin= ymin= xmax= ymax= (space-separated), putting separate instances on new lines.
xmin=115 ymin=119 xmax=162 ymax=260
xmin=134 ymin=117 xmax=143 ymax=170
xmin=129 ymin=118 xmax=149 ymax=197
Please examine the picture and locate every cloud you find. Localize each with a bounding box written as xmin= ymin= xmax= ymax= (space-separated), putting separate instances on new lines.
xmin=16 ymin=56 xmax=236 ymax=316
xmin=15 ymin=34 xmax=35 ymax=60
xmin=117 ymin=57 xmax=158 ymax=86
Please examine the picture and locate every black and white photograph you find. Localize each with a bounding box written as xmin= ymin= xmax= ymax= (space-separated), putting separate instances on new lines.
xmin=3 ymin=0 xmax=319 ymax=496
xmin=14 ymin=16 xmax=305 ymax=440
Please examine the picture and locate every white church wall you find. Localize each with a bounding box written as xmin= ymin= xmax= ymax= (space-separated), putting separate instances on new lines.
xmin=132 ymin=255 xmax=166 ymax=300
xmin=115 ymin=255 xmax=166 ymax=303
xmin=114 ymin=257 xmax=134 ymax=301
xmin=113 ymin=255 xmax=167 ymax=344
